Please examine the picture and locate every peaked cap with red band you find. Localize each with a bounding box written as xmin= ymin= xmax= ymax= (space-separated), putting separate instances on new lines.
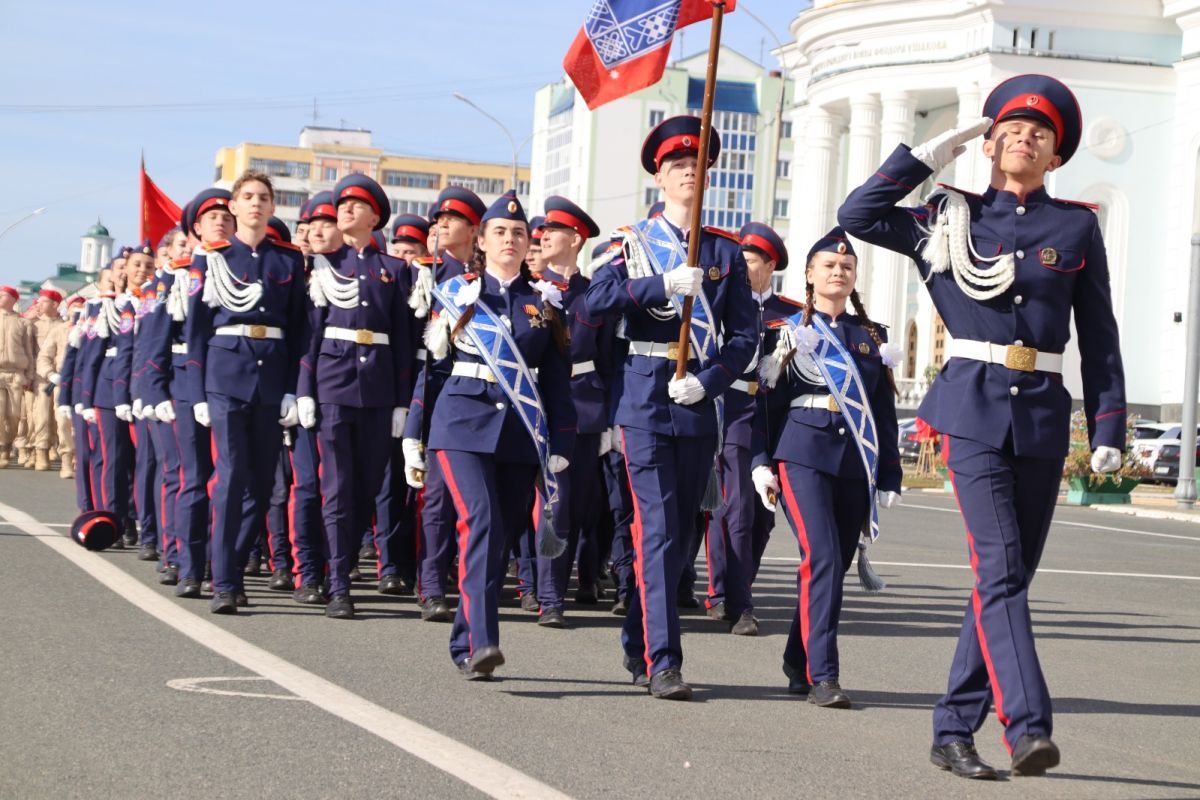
xmin=71 ymin=510 xmax=120 ymax=551
xmin=185 ymin=188 xmax=233 ymax=236
xmin=334 ymin=174 xmax=390 ymax=230
xmin=391 ymin=213 xmax=430 ymax=244
xmin=431 ymin=186 xmax=486 ymax=227
xmin=528 ymin=216 xmax=546 ymax=243
xmin=739 ymin=222 xmax=789 ymax=271
xmin=307 ymin=190 xmax=337 ymax=222
xmin=983 ymin=73 xmax=1082 ymax=165
xmin=543 ymin=195 xmax=600 ymax=240
xmin=265 ymin=217 xmax=292 ymax=244
xmin=806 ymin=226 xmax=856 ymax=263
xmin=641 ymin=115 xmax=721 ymax=175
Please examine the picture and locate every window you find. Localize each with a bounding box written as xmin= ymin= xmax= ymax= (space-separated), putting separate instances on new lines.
xmin=648 ymin=109 xmax=665 ymax=128
xmin=543 ymin=108 xmax=574 ymax=197
xmin=516 ymin=180 xmax=531 ymax=196
xmin=773 ymin=199 xmax=789 ymax=219
xmin=249 ymin=158 xmax=311 ymax=179
xmin=932 ymin=312 xmax=946 ymax=367
xmin=781 ymin=121 xmax=793 ymax=139
xmin=213 ymin=165 xmax=222 ymax=182
xmin=776 ymin=158 xmax=791 ymax=179
xmin=1012 ymin=28 xmax=1019 ymax=48
xmin=323 ymin=166 xmax=338 ymax=182
xmin=382 ymin=170 xmax=439 ymax=189
xmin=1047 ymin=31 xmax=1055 ymax=50
xmin=448 ymin=175 xmax=506 ymax=195
xmin=389 ymin=199 xmax=431 ymax=216
xmin=644 ymin=187 xmax=660 ymax=207
xmin=1030 ymin=29 xmax=1038 ymax=49
xmin=275 ymin=190 xmax=308 ymax=208
xmin=693 ymin=109 xmax=758 ymax=230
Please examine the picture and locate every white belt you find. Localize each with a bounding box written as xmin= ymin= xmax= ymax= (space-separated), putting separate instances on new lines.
xmin=324 ymin=327 xmax=389 ymax=346
xmin=451 ymin=362 xmax=497 ymax=383
xmin=415 ymin=348 xmax=428 ymax=362
xmin=571 ymin=360 xmax=595 ymax=377
xmin=215 ymin=324 xmax=283 ymax=340
xmin=103 ymin=347 xmax=117 ymax=358
xmin=730 ymin=379 xmax=759 ymax=396
xmin=947 ymin=338 xmax=1062 ymax=374
xmin=171 ymin=343 xmax=188 ymax=355
xmin=791 ymin=393 xmax=839 ymax=412
xmin=628 ymin=340 xmax=696 ymax=360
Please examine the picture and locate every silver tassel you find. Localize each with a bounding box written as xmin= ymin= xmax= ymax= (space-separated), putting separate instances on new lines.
xmin=700 ymin=461 xmax=722 ymax=513
xmin=535 ymin=500 xmax=567 ymax=558
xmin=856 ymin=535 xmax=886 ymax=593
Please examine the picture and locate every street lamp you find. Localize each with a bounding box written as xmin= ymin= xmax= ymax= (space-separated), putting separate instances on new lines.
xmin=0 ymin=206 xmax=47 ymax=242
xmin=453 ymin=92 xmax=526 ymax=191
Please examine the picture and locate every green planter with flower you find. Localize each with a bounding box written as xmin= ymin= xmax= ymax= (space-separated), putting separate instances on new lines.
xmin=1062 ymin=411 xmax=1148 ymax=506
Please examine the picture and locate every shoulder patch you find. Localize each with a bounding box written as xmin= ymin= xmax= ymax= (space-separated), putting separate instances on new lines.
xmin=273 ymin=240 xmax=302 ymax=252
xmin=202 ymin=240 xmax=231 ymax=252
xmin=779 ymin=294 xmax=806 ymax=308
xmin=766 ymin=318 xmax=789 ymax=328
xmin=413 ymin=255 xmax=434 ymax=266
xmin=169 ymin=257 xmax=192 ymax=269
xmin=1054 ymin=197 xmax=1101 ymax=211
xmin=703 ymin=226 xmax=740 ymax=243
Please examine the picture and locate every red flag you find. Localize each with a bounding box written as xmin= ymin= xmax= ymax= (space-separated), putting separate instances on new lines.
xmin=564 ymin=0 xmax=735 ymax=110
xmin=140 ymin=157 xmax=182 ymax=248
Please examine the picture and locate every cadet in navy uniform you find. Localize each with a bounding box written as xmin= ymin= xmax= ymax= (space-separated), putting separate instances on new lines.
xmin=405 ymin=186 xmax=485 ymax=623
xmin=58 ymin=298 xmax=93 ymax=512
xmin=296 ymin=175 xmax=413 ymax=619
xmin=753 ymin=229 xmax=902 ymax=709
xmin=531 ymin=196 xmax=607 ymax=627
xmin=704 ymin=223 xmax=793 ymax=636
xmin=585 ymin=116 xmax=759 ymax=699
xmin=404 ymin=191 xmax=575 ymax=679
xmin=527 ymin=215 xmax=546 ymax=274
xmin=184 ymin=170 xmax=308 ymax=614
xmin=837 ymin=74 xmax=1126 ymax=778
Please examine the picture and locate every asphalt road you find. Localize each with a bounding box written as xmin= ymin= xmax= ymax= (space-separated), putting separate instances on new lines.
xmin=1 ymin=468 xmax=1198 ymax=799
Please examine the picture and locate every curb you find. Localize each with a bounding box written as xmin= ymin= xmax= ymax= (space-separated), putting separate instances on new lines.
xmin=1087 ymin=504 xmax=1200 ymax=525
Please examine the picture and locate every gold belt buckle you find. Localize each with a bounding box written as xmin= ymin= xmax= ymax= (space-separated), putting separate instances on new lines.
xmin=355 ymin=329 xmax=373 ymax=345
xmin=248 ymin=324 xmax=267 ymax=340
xmin=826 ymin=395 xmax=839 ymax=413
xmin=484 ymin=368 xmax=497 ymax=384
xmin=745 ymin=381 xmax=759 ymax=396
xmin=1004 ymin=344 xmax=1037 ymax=373
xmin=666 ymin=341 xmax=680 ymax=361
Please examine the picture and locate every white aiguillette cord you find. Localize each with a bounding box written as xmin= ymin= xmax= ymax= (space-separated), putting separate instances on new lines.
xmin=308 ymin=253 xmax=359 ymax=310
xmin=202 ymin=248 xmax=264 ymax=312
xmin=921 ymin=188 xmax=1015 ymax=301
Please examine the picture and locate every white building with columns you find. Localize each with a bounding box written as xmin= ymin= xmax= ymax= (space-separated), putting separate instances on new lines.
xmin=779 ymin=0 xmax=1195 ymax=419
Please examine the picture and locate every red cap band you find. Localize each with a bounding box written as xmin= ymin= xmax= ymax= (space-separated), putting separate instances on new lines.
xmin=655 ymin=133 xmax=699 ymax=170
xmin=741 ymin=233 xmax=780 ymax=265
xmin=0 ymin=286 xmax=18 ymax=300
xmin=310 ymin=203 xmax=337 ymax=220
xmin=435 ymin=198 xmax=482 ymax=226
xmin=393 ymin=225 xmax=425 ymax=242
xmin=265 ymin=227 xmax=282 ymax=243
xmin=196 ymin=197 xmax=230 ymax=217
xmin=994 ymin=93 xmax=1065 ymax=151
xmin=544 ymin=209 xmax=589 ymax=239
xmin=338 ymin=185 xmax=381 ymax=216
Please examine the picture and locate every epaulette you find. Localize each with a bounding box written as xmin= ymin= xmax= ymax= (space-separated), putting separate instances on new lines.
xmin=935 ymin=183 xmax=982 ymax=199
xmin=273 ymin=240 xmax=302 ymax=252
xmin=766 ymin=318 xmax=789 ymax=328
xmin=703 ymin=225 xmax=740 ymax=243
xmin=463 ymin=271 xmax=479 ymax=281
xmin=202 ymin=240 xmax=231 ymax=252
xmin=169 ymin=257 xmax=192 ymax=269
xmin=1054 ymin=197 xmax=1100 ymax=211
xmin=413 ymin=255 xmax=435 ymax=266
xmin=779 ymin=294 xmax=806 ymax=308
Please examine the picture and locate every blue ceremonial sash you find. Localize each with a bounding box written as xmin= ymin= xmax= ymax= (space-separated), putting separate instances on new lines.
xmin=430 ymin=275 xmax=561 ymax=515
xmin=791 ymin=314 xmax=882 ymax=541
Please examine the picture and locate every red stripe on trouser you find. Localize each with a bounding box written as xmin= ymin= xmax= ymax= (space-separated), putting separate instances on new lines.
xmin=942 ymin=434 xmax=1012 ymax=752
xmin=414 ymin=485 xmax=426 ymax=598
xmin=207 ymin=432 xmax=219 ymax=543
xmin=129 ymin=421 xmax=138 ymax=447
xmin=705 ymin=464 xmax=728 ymax=608
xmin=287 ymin=449 xmax=302 ymax=589
xmin=619 ymin=429 xmax=652 ymax=676
xmin=160 ymin=476 xmax=169 ymax=556
xmin=95 ymin=410 xmax=110 ymax=509
xmin=174 ymin=460 xmax=185 ymax=563
xmin=778 ymin=462 xmax=814 ymax=685
xmin=436 ymin=450 xmax=475 ymax=657
xmin=87 ymin=425 xmax=100 ymax=511
xmin=527 ymin=492 xmax=542 ymax=602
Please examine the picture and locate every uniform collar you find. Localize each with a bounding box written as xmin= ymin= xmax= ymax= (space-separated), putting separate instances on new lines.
xmin=483 ymin=269 xmax=523 ymax=289
xmin=983 ymin=185 xmax=1050 ymax=206
xmin=752 ymin=287 xmax=774 ymax=305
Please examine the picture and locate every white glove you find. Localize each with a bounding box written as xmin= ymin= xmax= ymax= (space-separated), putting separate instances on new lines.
xmin=56 ymin=405 xmax=72 ymax=420
xmin=115 ymin=404 xmax=133 ymax=422
xmin=1091 ymin=445 xmax=1122 ymax=474
xmin=48 ymin=372 xmax=61 ymax=386
xmin=752 ymin=466 xmax=779 ymax=512
xmin=141 ymin=401 xmax=157 ymax=421
xmin=132 ymin=398 xmax=144 ymax=419
xmin=155 ymin=400 xmax=176 ymax=423
xmin=548 ymin=455 xmax=569 ymax=473
xmin=193 ymin=401 xmax=211 ymax=428
xmin=662 ymin=266 xmax=702 ymax=298
xmin=297 ymin=396 xmax=317 ymax=430
xmin=878 ymin=490 xmax=901 ymax=509
xmin=598 ymin=429 xmax=613 ymax=456
xmin=402 ymin=437 xmax=426 ymax=488
xmin=391 ymin=407 xmax=408 ymax=438
xmin=82 ymin=407 xmax=97 ymax=424
xmin=74 ymin=402 xmax=84 ymax=416
xmin=279 ymin=393 xmax=299 ymax=427
xmin=667 ymin=373 xmax=706 ymax=405
xmin=612 ymin=426 xmax=624 ymax=455
xmin=910 ymin=117 xmax=992 ymax=173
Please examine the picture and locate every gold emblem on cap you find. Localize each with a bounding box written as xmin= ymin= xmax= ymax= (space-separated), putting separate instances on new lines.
xmin=507 ymin=200 xmax=517 ymax=213
xmin=1040 ymin=247 xmax=1058 ymax=265
xmin=836 ymin=242 xmax=847 ymax=254
xmin=442 ymin=200 xmax=451 ymax=209
xmin=857 ymin=342 xmax=870 ymax=355
xmin=708 ymin=266 xmax=721 ymax=281
xmin=1027 ymin=96 xmax=1039 ymax=106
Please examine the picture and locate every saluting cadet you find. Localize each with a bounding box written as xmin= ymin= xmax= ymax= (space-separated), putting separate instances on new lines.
xmin=754 ymin=228 xmax=902 ymax=709
xmin=838 ymin=74 xmax=1125 ymax=779
xmin=405 ymin=186 xmax=486 ymax=622
xmin=585 ymin=116 xmax=759 ymax=699
xmin=531 ymin=196 xmax=607 ymax=628
xmin=296 ymin=174 xmax=413 ymax=619
xmin=404 ymin=190 xmax=575 ymax=678
xmin=183 ymin=170 xmax=308 ymax=614
xmin=0 ymin=285 xmax=35 ymax=468
xmin=702 ymin=223 xmax=792 ymax=636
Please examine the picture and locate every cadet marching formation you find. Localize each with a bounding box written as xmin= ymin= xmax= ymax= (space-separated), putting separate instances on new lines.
xmin=3 ymin=74 xmax=1126 ymax=780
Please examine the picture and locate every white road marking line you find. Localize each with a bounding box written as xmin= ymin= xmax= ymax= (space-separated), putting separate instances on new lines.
xmin=901 ymin=503 xmax=1200 ymax=543
xmin=0 ymin=502 xmax=571 ymax=800
xmin=167 ymin=676 xmax=304 ymax=701
xmin=0 ymin=521 xmax=69 ymax=528
xmin=761 ymin=556 xmax=1200 ymax=581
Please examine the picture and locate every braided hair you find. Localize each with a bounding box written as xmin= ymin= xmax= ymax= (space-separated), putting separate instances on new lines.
xmin=803 ymin=257 xmax=898 ymax=396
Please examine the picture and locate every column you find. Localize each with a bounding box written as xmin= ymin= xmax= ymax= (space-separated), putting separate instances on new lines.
xmin=843 ymin=94 xmax=882 ymax=301
xmin=951 ymin=82 xmax=989 ymax=196
xmin=870 ymin=91 xmax=919 ymax=339
xmin=783 ymin=106 xmax=843 ymax=299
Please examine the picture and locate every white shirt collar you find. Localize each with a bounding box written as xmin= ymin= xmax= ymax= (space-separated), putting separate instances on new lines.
xmin=752 ymin=287 xmax=774 ymax=305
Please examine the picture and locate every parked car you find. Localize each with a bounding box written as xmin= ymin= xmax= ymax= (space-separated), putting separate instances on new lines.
xmin=1132 ymin=423 xmax=1198 ymax=475
xmin=1150 ymin=440 xmax=1200 ymax=484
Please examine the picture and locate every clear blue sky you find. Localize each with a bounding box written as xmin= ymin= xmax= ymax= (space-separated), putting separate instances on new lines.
xmin=0 ymin=1 xmax=803 ymax=287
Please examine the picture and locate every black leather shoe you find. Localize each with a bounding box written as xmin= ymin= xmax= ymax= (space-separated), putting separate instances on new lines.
xmin=293 ymin=584 xmax=329 ymax=605
xmin=469 ymin=645 xmax=505 ymax=675
xmin=268 ymin=568 xmax=292 ymax=591
xmin=930 ymin=741 xmax=998 ymax=780
xmin=676 ymin=592 xmax=700 ymax=609
xmin=378 ymin=574 xmax=404 ymax=595
xmin=538 ymin=607 xmax=568 ymax=628
xmin=348 ymin=567 xmax=362 ymax=582
xmin=730 ymin=612 xmax=759 ymax=636
xmin=520 ymin=592 xmax=539 ymax=612
xmin=358 ymin=543 xmax=376 ymax=562
xmin=622 ymin=656 xmax=650 ymax=688
xmin=706 ymin=602 xmax=729 ymax=621
xmin=457 ymin=659 xmax=493 ymax=681
xmin=325 ymin=593 xmax=355 ymax=619
xmin=1010 ymin=735 xmax=1060 ymax=777
xmin=158 ymin=566 xmax=179 ymax=585
xmin=200 ymin=579 xmax=213 ymax=594
xmin=210 ymin=592 xmax=237 ymax=614
xmin=137 ymin=544 xmax=159 ymax=562
xmin=782 ymin=661 xmax=811 ymax=695
xmin=420 ymin=596 xmax=453 ymax=622
xmin=611 ymin=596 xmax=629 ymax=616
xmin=808 ymin=680 xmax=851 ymax=708
xmin=649 ymin=668 xmax=693 ymax=700
xmin=234 ymin=592 xmax=249 ymax=607
xmin=574 ymin=587 xmax=598 ymax=605
xmin=122 ymin=521 xmax=138 ymax=547
xmin=243 ymin=560 xmax=262 ymax=577
xmin=175 ymin=578 xmax=201 ymax=598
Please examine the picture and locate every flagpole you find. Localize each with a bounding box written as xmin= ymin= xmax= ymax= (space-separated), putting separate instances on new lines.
xmin=675 ymin=1 xmax=725 ymax=380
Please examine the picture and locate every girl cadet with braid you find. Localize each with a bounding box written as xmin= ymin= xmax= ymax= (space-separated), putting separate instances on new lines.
xmin=754 ymin=228 xmax=903 ymax=709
